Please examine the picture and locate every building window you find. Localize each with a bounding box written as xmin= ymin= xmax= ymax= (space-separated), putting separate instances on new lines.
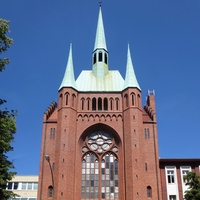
xmin=93 ymin=53 xmax=97 ymax=64
xmin=98 ymin=98 xmax=102 ymax=110
xmin=104 ymin=98 xmax=108 ymax=110
xmin=101 ymin=154 xmax=118 ymax=199
xmin=167 ymin=170 xmax=175 ymax=183
xmin=131 ymin=93 xmax=135 ymax=106
xmin=65 ymin=92 xmax=69 ymax=105
xmin=144 ymin=128 xmax=150 ymax=139
xmin=110 ymin=98 xmax=113 ymax=110
xmin=92 ymin=98 xmax=96 ymax=111
xmin=182 ymin=170 xmax=189 ymax=182
xmin=137 ymin=94 xmax=141 ymax=107
xmin=82 ymin=153 xmax=99 ymax=199
xmin=50 ymin=128 xmax=56 ymax=139
xmin=104 ymin=53 xmax=107 ymax=64
xmin=147 ymin=129 xmax=150 ymax=138
xmin=124 ymin=94 xmax=128 ymax=107
xmin=145 ymin=163 xmax=148 ymax=171
xmin=169 ymin=195 xmax=176 ymax=200
xmin=7 ymin=182 xmax=38 ymax=191
xmin=82 ymin=131 xmax=119 ymax=200
xmin=99 ymin=51 xmax=103 ymax=62
xmin=81 ymin=98 xmax=85 ymax=110
xmin=72 ymin=94 xmax=76 ymax=107
xmin=48 ymin=185 xmax=53 ymax=197
xmin=116 ymin=98 xmax=119 ymax=110
xmin=7 ymin=182 xmax=19 ymax=190
xmin=87 ymin=98 xmax=90 ymax=110
xmin=147 ymin=186 xmax=152 ymax=197
xmin=181 ymin=166 xmax=191 ymax=184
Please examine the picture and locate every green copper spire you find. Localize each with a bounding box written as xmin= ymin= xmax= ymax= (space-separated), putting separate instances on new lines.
xmin=94 ymin=6 xmax=107 ymax=51
xmin=124 ymin=43 xmax=141 ymax=90
xmin=92 ymin=6 xmax=109 ymax=78
xmin=59 ymin=43 xmax=77 ymax=90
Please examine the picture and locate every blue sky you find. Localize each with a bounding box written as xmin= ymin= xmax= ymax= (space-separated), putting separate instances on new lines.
xmin=1 ymin=0 xmax=200 ymax=175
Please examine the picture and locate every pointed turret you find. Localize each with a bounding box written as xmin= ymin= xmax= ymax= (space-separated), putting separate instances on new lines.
xmin=124 ymin=44 xmax=141 ymax=90
xmin=59 ymin=43 xmax=77 ymax=90
xmin=92 ymin=6 xmax=109 ymax=78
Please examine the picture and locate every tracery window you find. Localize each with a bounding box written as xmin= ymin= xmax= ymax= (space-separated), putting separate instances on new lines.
xmin=82 ymin=131 xmax=119 ymax=200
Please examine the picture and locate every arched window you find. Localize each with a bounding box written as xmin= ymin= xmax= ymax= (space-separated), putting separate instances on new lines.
xmin=137 ymin=94 xmax=141 ymax=108
xmin=98 ymin=97 xmax=102 ymax=110
xmin=104 ymin=53 xmax=107 ymax=64
xmin=124 ymin=94 xmax=128 ymax=107
xmin=147 ymin=186 xmax=152 ymax=197
xmin=101 ymin=153 xmax=118 ymax=199
xmin=59 ymin=93 xmax=63 ymax=107
xmin=92 ymin=98 xmax=96 ymax=111
xmin=81 ymin=131 xmax=119 ymax=200
xmin=87 ymin=98 xmax=90 ymax=110
xmin=82 ymin=153 xmax=99 ymax=199
xmin=104 ymin=98 xmax=108 ymax=110
xmin=48 ymin=185 xmax=53 ymax=197
xmin=81 ymin=98 xmax=85 ymax=110
xmin=93 ymin=53 xmax=97 ymax=64
xmin=131 ymin=93 xmax=135 ymax=106
xmin=72 ymin=94 xmax=76 ymax=107
xmin=65 ymin=92 xmax=69 ymax=105
xmin=116 ymin=98 xmax=119 ymax=110
xmin=110 ymin=98 xmax=113 ymax=110
xmin=99 ymin=51 xmax=103 ymax=62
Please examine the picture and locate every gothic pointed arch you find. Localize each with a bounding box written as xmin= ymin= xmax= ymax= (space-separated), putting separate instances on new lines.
xmin=79 ymin=124 xmax=121 ymax=200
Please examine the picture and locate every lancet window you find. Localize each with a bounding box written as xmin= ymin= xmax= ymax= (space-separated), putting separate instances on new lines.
xmin=81 ymin=131 xmax=119 ymax=200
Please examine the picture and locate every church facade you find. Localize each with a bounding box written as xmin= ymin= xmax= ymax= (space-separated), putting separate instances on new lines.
xmin=37 ymin=7 xmax=200 ymax=200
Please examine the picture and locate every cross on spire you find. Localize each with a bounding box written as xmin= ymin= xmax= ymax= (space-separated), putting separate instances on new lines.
xmin=98 ymin=0 xmax=102 ymax=7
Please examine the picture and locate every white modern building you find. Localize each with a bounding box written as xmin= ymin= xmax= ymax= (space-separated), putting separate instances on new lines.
xmin=7 ymin=175 xmax=38 ymax=200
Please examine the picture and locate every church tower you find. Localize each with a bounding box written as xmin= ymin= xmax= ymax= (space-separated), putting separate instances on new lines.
xmin=37 ymin=6 xmax=162 ymax=200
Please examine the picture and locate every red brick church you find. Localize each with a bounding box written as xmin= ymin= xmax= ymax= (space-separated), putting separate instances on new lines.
xmin=37 ymin=6 xmax=200 ymax=200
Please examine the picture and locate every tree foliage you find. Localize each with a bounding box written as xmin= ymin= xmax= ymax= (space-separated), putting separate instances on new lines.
xmin=0 ymin=18 xmax=17 ymax=199
xmin=184 ymin=171 xmax=200 ymax=200
xmin=0 ymin=18 xmax=13 ymax=72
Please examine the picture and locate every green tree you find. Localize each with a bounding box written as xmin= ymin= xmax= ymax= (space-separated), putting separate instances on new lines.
xmin=0 ymin=18 xmax=17 ymax=199
xmin=184 ymin=171 xmax=200 ymax=200
xmin=0 ymin=18 xmax=13 ymax=71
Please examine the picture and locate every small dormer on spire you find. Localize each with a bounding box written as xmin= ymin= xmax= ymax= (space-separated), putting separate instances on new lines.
xmin=124 ymin=43 xmax=141 ymax=90
xmin=59 ymin=43 xmax=77 ymax=90
xmin=92 ymin=6 xmax=109 ymax=78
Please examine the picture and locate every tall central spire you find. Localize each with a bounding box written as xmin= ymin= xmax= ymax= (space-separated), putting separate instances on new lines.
xmin=94 ymin=6 xmax=107 ymax=51
xmin=92 ymin=6 xmax=109 ymax=78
